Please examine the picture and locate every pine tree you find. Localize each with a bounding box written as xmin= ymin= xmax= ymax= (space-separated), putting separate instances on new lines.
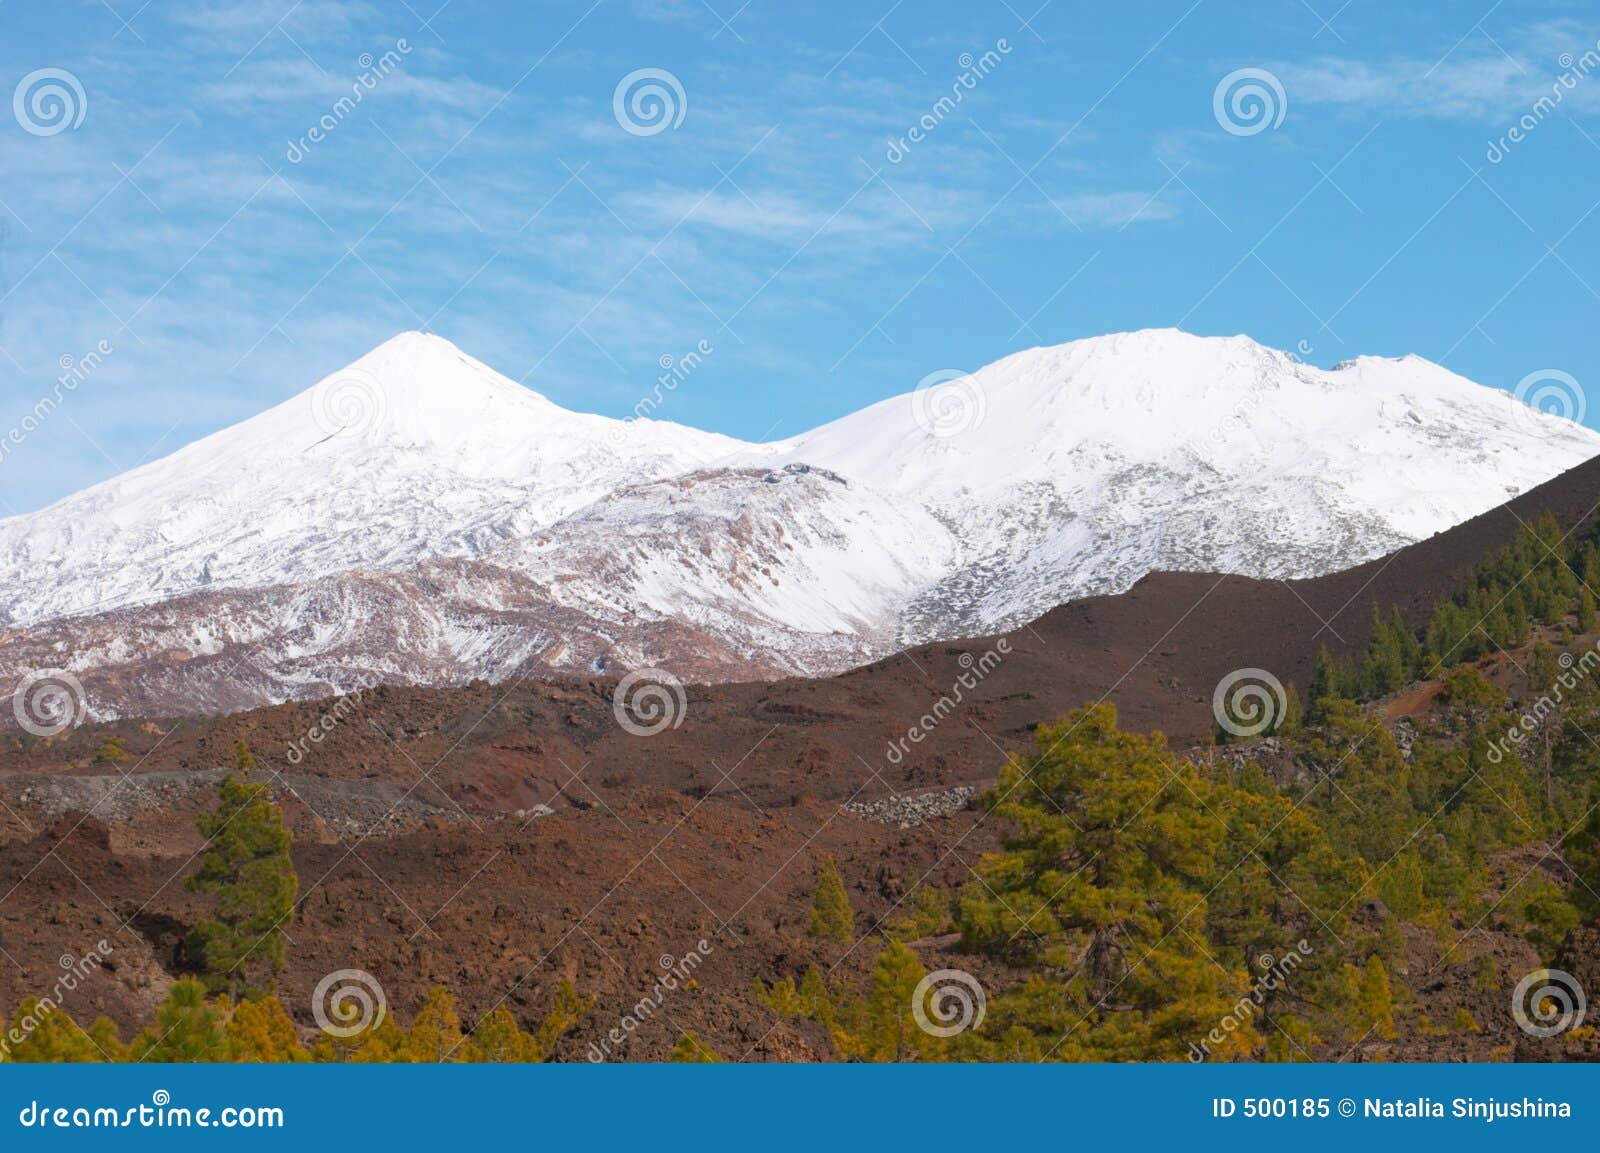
xmin=1439 ymin=665 xmax=1504 ymax=724
xmin=1360 ymin=606 xmax=1413 ymax=696
xmin=465 ymin=1006 xmax=544 ymax=1062
xmin=1308 ymin=647 xmax=1345 ymax=722
xmin=807 ymin=856 xmax=854 ymax=944
xmin=1378 ymin=851 xmax=1426 ymax=919
xmin=187 ymin=775 xmax=297 ymax=998
xmin=93 ymin=737 xmax=130 ymax=765
xmin=232 ymin=739 xmax=256 ymax=771
xmin=1426 ymin=601 xmax=1470 ymax=670
xmin=1 ymin=1001 xmax=118 ymax=1062
xmin=1276 ymin=683 xmax=1303 ymax=735
xmin=668 ymin=1031 xmax=723 ymax=1062
xmin=87 ymin=1017 xmax=127 ymax=1061
xmin=530 ymin=979 xmax=591 ymax=1057
xmin=404 ymin=986 xmax=465 ymax=1062
xmin=1578 ymin=588 xmax=1596 ymax=634
xmin=314 ymin=1011 xmax=408 ymax=1063
xmin=862 ymin=940 xmax=928 ymax=1061
xmin=767 ymin=942 xmax=931 ymax=1062
xmin=1565 ymin=806 xmax=1600 ymax=919
xmin=956 ymin=705 xmax=1264 ymax=1061
xmin=1264 ymin=1014 xmax=1315 ymax=1063
xmin=1393 ymin=608 xmax=1423 ymax=681
xmin=131 ymin=979 xmax=230 ymax=1062
xmin=224 ymin=995 xmax=309 ymax=1062
xmin=1357 ymin=956 xmax=1396 ymax=1040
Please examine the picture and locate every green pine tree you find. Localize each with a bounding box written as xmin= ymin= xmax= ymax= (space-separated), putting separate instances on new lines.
xmin=131 ymin=979 xmax=230 ymax=1062
xmin=1564 ymin=806 xmax=1600 ymax=919
xmin=858 ymin=940 xmax=928 ymax=1061
xmin=956 ymin=705 xmax=1266 ymax=1061
xmin=1277 ymin=682 xmax=1303 ymax=735
xmin=186 ymin=775 xmax=297 ymax=998
xmin=1308 ymin=647 xmax=1346 ymax=722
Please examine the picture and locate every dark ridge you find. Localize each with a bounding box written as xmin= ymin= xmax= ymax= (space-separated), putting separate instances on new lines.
xmin=13 ymin=453 xmax=1600 ymax=805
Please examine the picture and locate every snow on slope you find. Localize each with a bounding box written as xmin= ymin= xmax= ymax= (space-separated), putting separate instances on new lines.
xmin=0 ymin=466 xmax=957 ymax=720
xmin=2 ymin=327 xmax=1598 ymax=720
xmin=498 ymin=462 xmax=958 ymax=643
xmin=749 ymin=329 xmax=1600 ymax=639
xmin=0 ymin=333 xmax=745 ymax=627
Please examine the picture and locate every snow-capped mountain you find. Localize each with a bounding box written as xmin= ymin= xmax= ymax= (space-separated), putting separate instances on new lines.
xmin=751 ymin=329 xmax=1600 ymax=640
xmin=0 ymin=333 xmax=746 ymax=627
xmin=3 ymin=328 xmax=1597 ymax=721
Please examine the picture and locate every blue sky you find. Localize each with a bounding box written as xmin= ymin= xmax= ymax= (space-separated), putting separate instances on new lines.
xmin=2 ymin=0 xmax=1599 ymax=515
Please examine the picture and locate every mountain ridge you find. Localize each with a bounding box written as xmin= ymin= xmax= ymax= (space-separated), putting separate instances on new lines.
xmin=4 ymin=327 xmax=1598 ymax=722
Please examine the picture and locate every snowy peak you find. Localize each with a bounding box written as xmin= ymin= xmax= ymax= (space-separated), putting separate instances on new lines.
xmin=0 ymin=332 xmax=744 ymax=627
xmin=295 ymin=330 xmax=563 ymax=452
xmin=2 ymin=327 xmax=1599 ymax=719
xmin=764 ymin=328 xmax=1597 ymax=499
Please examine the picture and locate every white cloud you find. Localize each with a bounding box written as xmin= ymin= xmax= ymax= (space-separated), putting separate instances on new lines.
xmin=1272 ymin=20 xmax=1600 ymax=122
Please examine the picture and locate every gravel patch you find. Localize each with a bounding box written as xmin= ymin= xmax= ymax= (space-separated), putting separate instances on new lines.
xmin=0 ymin=768 xmax=475 ymax=837
xmin=843 ymin=786 xmax=977 ymax=828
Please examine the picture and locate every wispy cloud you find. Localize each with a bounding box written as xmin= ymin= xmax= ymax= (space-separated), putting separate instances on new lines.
xmin=1272 ymin=19 xmax=1600 ymax=121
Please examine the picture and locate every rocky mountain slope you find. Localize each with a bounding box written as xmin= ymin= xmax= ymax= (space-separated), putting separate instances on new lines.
xmin=3 ymin=328 xmax=1597 ymax=722
xmin=8 ymin=452 xmax=1600 ymax=1063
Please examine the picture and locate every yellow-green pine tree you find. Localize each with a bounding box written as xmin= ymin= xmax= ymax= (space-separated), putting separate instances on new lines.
xmin=861 ymin=941 xmax=927 ymax=1062
xmin=465 ymin=1006 xmax=543 ymax=1062
xmin=225 ymin=995 xmax=310 ymax=1062
xmin=532 ymin=980 xmax=590 ymax=1057
xmin=2 ymin=1001 xmax=110 ymax=1062
xmin=1358 ymin=956 xmax=1397 ymax=1040
xmin=404 ymin=986 xmax=465 ymax=1062
xmin=668 ymin=1030 xmax=723 ymax=1062
xmin=808 ymin=856 xmax=853 ymax=944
